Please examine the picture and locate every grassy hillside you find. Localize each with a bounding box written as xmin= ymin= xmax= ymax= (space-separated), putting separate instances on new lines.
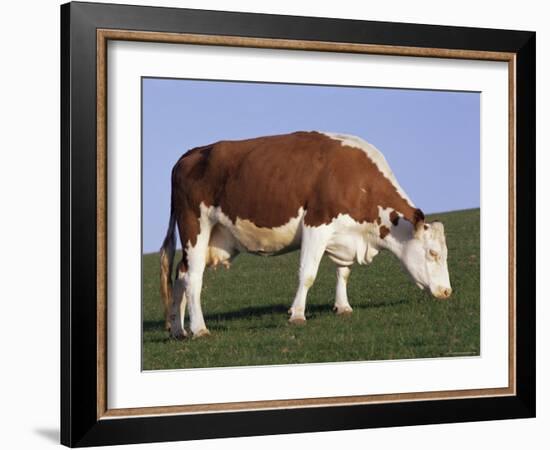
xmin=142 ymin=209 xmax=479 ymax=370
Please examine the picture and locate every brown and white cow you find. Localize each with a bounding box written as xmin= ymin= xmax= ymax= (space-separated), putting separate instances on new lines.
xmin=160 ymin=131 xmax=452 ymax=339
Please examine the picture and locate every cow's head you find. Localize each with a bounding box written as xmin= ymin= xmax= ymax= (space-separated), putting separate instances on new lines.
xmin=401 ymin=220 xmax=452 ymax=299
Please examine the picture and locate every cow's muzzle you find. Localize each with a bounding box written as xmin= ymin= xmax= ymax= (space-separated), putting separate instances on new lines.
xmin=433 ymin=287 xmax=452 ymax=299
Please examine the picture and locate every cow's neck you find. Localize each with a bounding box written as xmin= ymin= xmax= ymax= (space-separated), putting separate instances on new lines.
xmin=376 ymin=219 xmax=414 ymax=258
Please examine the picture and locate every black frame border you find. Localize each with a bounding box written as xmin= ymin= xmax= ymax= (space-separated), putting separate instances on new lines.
xmin=61 ymin=2 xmax=535 ymax=447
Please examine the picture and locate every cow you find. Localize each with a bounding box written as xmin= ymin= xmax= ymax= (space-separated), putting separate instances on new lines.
xmin=159 ymin=131 xmax=452 ymax=339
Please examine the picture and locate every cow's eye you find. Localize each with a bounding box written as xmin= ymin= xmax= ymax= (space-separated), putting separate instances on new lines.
xmin=429 ymin=249 xmax=439 ymax=260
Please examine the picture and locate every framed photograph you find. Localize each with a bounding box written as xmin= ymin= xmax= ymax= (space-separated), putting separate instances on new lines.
xmin=61 ymin=1 xmax=535 ymax=447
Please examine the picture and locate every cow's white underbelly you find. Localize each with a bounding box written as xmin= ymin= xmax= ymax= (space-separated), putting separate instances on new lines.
xmin=207 ymin=206 xmax=305 ymax=262
xmin=230 ymin=208 xmax=305 ymax=255
xmin=203 ymin=204 xmax=380 ymax=268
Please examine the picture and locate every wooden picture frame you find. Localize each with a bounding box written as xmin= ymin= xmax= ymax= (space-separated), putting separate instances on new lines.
xmin=61 ymin=1 xmax=535 ymax=447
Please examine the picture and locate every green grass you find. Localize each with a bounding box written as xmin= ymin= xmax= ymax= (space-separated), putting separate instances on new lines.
xmin=142 ymin=208 xmax=479 ymax=370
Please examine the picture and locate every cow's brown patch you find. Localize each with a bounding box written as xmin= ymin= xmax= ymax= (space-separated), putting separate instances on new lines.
xmin=379 ymin=225 xmax=390 ymax=239
xmin=389 ymin=210 xmax=400 ymax=226
xmin=170 ymin=131 xmax=422 ymax=249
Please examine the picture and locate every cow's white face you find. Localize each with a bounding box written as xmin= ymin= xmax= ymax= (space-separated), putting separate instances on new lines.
xmin=401 ymin=221 xmax=452 ymax=299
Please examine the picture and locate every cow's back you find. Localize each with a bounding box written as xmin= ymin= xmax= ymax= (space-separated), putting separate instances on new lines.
xmin=172 ymin=131 xmax=419 ymax=233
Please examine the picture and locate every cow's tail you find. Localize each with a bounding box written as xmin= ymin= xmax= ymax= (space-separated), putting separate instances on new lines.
xmin=159 ymin=206 xmax=177 ymax=330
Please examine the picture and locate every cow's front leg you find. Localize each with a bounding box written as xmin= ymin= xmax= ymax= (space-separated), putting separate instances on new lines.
xmin=289 ymin=224 xmax=332 ymax=324
xmin=333 ymin=266 xmax=353 ymax=315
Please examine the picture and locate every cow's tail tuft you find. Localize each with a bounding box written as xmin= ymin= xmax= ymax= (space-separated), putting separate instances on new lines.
xmin=160 ymin=207 xmax=176 ymax=330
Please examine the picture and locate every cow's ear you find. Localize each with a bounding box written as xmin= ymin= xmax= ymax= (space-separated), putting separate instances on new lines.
xmin=413 ymin=208 xmax=425 ymax=223
xmin=413 ymin=209 xmax=426 ymax=239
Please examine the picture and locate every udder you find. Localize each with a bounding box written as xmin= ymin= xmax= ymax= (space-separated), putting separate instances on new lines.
xmin=206 ymin=224 xmax=239 ymax=268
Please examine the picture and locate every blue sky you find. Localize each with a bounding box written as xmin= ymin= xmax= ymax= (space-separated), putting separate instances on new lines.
xmin=142 ymin=78 xmax=479 ymax=253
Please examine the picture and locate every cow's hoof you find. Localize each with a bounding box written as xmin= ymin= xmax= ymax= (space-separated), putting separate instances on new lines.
xmin=333 ymin=305 xmax=353 ymax=316
xmin=192 ymin=328 xmax=211 ymax=339
xmin=288 ymin=316 xmax=306 ymax=325
xmin=164 ymin=321 xmax=171 ymax=332
xmin=170 ymin=330 xmax=187 ymax=340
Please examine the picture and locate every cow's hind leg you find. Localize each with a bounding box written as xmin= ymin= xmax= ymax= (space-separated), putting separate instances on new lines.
xmin=169 ymin=266 xmax=188 ymax=339
xmin=333 ymin=266 xmax=353 ymax=315
xmin=289 ymin=224 xmax=332 ymax=324
xmin=184 ymin=212 xmax=214 ymax=338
